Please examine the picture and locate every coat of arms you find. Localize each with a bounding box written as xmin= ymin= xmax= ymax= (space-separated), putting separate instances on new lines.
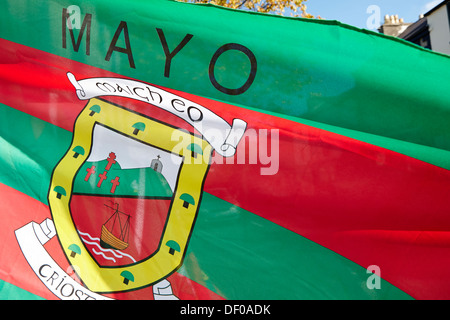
xmin=16 ymin=73 xmax=246 ymax=299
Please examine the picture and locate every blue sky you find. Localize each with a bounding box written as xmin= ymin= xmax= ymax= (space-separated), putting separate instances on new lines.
xmin=304 ymin=0 xmax=443 ymax=30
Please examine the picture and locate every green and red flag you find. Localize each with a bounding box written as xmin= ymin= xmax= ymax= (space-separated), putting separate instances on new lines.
xmin=1 ymin=0 xmax=450 ymax=300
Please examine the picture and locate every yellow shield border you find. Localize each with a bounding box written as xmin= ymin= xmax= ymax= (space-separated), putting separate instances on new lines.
xmin=48 ymin=98 xmax=212 ymax=293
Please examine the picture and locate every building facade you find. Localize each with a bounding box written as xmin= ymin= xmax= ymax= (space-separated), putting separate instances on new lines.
xmin=379 ymin=0 xmax=450 ymax=55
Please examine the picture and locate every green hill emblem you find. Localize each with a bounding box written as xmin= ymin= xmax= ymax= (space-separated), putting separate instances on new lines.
xmin=73 ymin=152 xmax=173 ymax=198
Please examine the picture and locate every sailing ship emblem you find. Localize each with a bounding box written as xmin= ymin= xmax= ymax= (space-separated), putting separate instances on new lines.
xmin=48 ymin=98 xmax=213 ymax=293
xmin=101 ymin=202 xmax=130 ymax=250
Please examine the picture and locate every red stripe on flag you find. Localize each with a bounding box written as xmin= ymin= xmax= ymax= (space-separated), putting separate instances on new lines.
xmin=0 ymin=38 xmax=201 ymax=133
xmin=205 ymin=124 xmax=450 ymax=299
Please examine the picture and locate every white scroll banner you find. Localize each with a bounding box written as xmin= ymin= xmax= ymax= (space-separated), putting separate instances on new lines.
xmin=67 ymin=72 xmax=247 ymax=158
xmin=15 ymin=219 xmax=111 ymax=300
xmin=15 ymin=219 xmax=179 ymax=300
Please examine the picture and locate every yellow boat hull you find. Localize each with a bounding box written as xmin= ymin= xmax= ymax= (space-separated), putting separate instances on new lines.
xmin=100 ymin=225 xmax=128 ymax=250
